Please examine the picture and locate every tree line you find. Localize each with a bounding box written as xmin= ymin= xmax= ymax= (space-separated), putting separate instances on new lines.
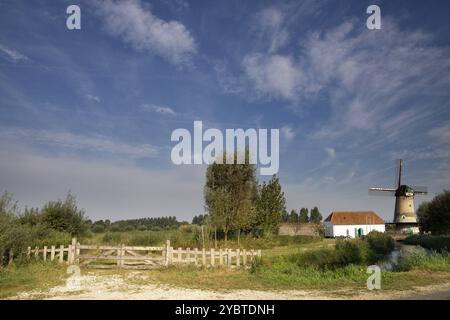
xmin=281 ymin=207 xmax=322 ymax=224
xmin=89 ymin=216 xmax=182 ymax=233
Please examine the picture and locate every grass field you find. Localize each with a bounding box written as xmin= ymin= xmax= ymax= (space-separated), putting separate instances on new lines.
xmin=2 ymin=236 xmax=450 ymax=299
xmin=0 ymin=262 xmax=67 ymax=299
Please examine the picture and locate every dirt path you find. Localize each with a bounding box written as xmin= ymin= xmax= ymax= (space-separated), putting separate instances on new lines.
xmin=10 ymin=271 xmax=450 ymax=300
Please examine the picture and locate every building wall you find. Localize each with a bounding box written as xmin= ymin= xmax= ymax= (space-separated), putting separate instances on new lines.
xmin=324 ymin=223 xmax=385 ymax=238
xmin=278 ymin=223 xmax=320 ymax=236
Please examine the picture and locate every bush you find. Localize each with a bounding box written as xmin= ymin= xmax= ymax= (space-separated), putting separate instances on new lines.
xmin=335 ymin=239 xmax=369 ymax=266
xmin=92 ymin=224 xmax=106 ymax=233
xmin=404 ymin=235 xmax=450 ymax=252
xmin=41 ymin=193 xmax=88 ymax=236
xmin=395 ymin=247 xmax=450 ymax=272
xmin=365 ymin=231 xmax=395 ymax=262
xmin=296 ymin=248 xmax=337 ymax=269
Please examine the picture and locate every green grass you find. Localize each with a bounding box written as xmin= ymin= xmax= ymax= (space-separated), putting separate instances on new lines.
xmin=117 ymin=240 xmax=450 ymax=294
xmin=83 ymin=231 xmax=324 ymax=250
xmin=0 ymin=261 xmax=68 ymax=299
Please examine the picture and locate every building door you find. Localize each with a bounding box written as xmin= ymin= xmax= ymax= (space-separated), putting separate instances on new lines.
xmin=358 ymin=228 xmax=364 ymax=237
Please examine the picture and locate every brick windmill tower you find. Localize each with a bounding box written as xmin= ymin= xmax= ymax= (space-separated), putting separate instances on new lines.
xmin=369 ymin=159 xmax=428 ymax=234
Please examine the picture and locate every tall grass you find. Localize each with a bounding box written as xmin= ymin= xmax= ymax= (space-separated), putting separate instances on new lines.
xmin=395 ymin=247 xmax=450 ymax=272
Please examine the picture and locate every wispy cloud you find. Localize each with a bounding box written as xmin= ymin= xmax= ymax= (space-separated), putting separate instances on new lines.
xmin=93 ymin=0 xmax=196 ymax=66
xmin=0 ymin=127 xmax=159 ymax=159
xmin=142 ymin=104 xmax=176 ymax=116
xmin=253 ymin=8 xmax=289 ymax=53
xmin=87 ymin=94 xmax=101 ymax=103
xmin=242 ymin=53 xmax=303 ymax=102
xmin=0 ymin=44 xmax=29 ymax=62
xmin=281 ymin=125 xmax=295 ymax=142
xmin=325 ymin=148 xmax=336 ymax=159
xmin=429 ymin=122 xmax=450 ymax=143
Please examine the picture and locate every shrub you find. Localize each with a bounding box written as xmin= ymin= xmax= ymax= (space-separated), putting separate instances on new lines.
xmin=335 ymin=239 xmax=370 ymax=266
xmin=365 ymin=231 xmax=395 ymax=262
xmin=92 ymin=224 xmax=106 ymax=233
xmin=40 ymin=193 xmax=88 ymax=236
xmin=404 ymin=235 xmax=450 ymax=252
xmin=395 ymin=247 xmax=450 ymax=272
xmin=296 ymin=248 xmax=337 ymax=269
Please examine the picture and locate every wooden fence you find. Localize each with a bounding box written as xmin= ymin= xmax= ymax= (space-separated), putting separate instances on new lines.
xmin=26 ymin=238 xmax=261 ymax=269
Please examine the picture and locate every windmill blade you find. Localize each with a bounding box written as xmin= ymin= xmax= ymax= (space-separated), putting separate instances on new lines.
xmin=368 ymin=187 xmax=396 ymax=196
xmin=411 ymin=185 xmax=428 ymax=194
xmin=394 ymin=159 xmax=403 ymax=189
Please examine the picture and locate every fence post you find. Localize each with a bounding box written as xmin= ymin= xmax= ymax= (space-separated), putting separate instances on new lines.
xmin=117 ymin=244 xmax=122 ymax=268
xmin=178 ymin=248 xmax=181 ymax=263
xmin=202 ymin=248 xmax=206 ymax=266
xmin=227 ymin=249 xmax=232 ymax=266
xmin=27 ymin=247 xmax=31 ymax=259
xmin=59 ymin=245 xmax=64 ymax=263
xmin=43 ymin=246 xmax=47 ymax=262
xmin=165 ymin=240 xmax=171 ymax=266
xmin=71 ymin=238 xmax=77 ymax=264
xmin=210 ymin=248 xmax=215 ymax=267
xmin=34 ymin=246 xmax=39 ymax=259
xmin=219 ymin=249 xmax=223 ymax=266
xmin=8 ymin=249 xmax=13 ymax=265
xmin=243 ymin=249 xmax=247 ymax=266
xmin=236 ymin=249 xmax=240 ymax=267
xmin=76 ymin=242 xmax=81 ymax=265
xmin=257 ymin=249 xmax=261 ymax=258
xmin=186 ymin=248 xmax=191 ymax=265
xmin=194 ymin=248 xmax=198 ymax=266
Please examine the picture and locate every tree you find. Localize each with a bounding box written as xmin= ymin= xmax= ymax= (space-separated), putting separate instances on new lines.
xmin=418 ymin=190 xmax=450 ymax=235
xmin=288 ymin=209 xmax=299 ymax=223
xmin=204 ymin=151 xmax=258 ymax=243
xmin=299 ymin=208 xmax=309 ymax=223
xmin=0 ymin=192 xmax=30 ymax=263
xmin=41 ymin=192 xmax=88 ymax=236
xmin=192 ymin=214 xmax=208 ymax=225
xmin=310 ymin=206 xmax=323 ymax=223
xmin=282 ymin=209 xmax=289 ymax=223
xmin=255 ymin=175 xmax=286 ymax=235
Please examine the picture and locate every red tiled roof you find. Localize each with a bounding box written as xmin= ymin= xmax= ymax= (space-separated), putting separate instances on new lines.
xmin=324 ymin=211 xmax=384 ymax=225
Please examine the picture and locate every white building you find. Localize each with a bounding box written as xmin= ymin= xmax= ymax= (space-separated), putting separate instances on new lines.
xmin=324 ymin=211 xmax=385 ymax=238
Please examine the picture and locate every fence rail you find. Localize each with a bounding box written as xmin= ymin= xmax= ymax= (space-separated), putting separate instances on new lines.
xmin=25 ymin=238 xmax=261 ymax=269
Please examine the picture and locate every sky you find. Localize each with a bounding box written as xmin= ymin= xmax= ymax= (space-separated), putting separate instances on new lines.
xmin=1 ymin=0 xmax=449 ymax=223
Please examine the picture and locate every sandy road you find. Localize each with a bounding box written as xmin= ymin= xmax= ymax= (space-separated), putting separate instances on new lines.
xmin=10 ymin=272 xmax=450 ymax=300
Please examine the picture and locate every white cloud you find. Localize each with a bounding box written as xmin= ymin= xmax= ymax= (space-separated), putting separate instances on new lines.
xmin=242 ymin=53 xmax=303 ymax=101
xmin=241 ymin=17 xmax=450 ymax=140
xmin=0 ymin=44 xmax=29 ymax=62
xmin=142 ymin=104 xmax=176 ymax=116
xmin=281 ymin=125 xmax=295 ymax=142
xmin=325 ymin=147 xmax=336 ymax=159
xmin=302 ymin=20 xmax=450 ymax=137
xmin=93 ymin=0 xmax=196 ymax=66
xmin=254 ymin=8 xmax=289 ymax=53
xmin=87 ymin=94 xmax=101 ymax=103
xmin=0 ymin=127 xmax=159 ymax=159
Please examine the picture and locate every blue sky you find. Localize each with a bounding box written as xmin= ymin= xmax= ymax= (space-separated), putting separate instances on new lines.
xmin=1 ymin=0 xmax=449 ymax=222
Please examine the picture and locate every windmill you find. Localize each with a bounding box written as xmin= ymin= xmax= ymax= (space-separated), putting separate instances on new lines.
xmin=369 ymin=159 xmax=428 ymax=233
